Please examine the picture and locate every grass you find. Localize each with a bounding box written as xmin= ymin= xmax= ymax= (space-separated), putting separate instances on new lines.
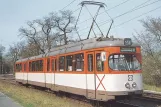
xmin=144 ymin=84 xmax=161 ymax=92
xmin=0 ymin=81 xmax=92 ymax=107
xmin=3 ymin=80 xmax=161 ymax=107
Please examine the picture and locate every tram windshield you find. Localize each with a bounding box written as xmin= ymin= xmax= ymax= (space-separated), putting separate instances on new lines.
xmin=109 ymin=54 xmax=141 ymax=71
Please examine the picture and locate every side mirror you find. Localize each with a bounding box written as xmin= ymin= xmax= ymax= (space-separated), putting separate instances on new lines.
xmin=100 ymin=51 xmax=106 ymax=61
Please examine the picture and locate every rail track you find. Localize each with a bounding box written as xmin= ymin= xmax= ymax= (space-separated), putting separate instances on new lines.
xmin=1 ymin=74 xmax=161 ymax=107
xmin=116 ymin=96 xmax=161 ymax=107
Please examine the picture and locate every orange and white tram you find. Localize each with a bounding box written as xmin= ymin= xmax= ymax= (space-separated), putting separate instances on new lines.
xmin=15 ymin=37 xmax=143 ymax=101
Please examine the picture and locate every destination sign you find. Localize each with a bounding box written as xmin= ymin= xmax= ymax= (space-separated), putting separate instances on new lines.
xmin=120 ymin=47 xmax=136 ymax=52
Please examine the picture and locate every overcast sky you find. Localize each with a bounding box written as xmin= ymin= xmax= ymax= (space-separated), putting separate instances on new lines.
xmin=0 ymin=0 xmax=161 ymax=50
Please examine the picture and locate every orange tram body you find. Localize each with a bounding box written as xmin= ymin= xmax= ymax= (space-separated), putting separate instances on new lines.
xmin=15 ymin=37 xmax=143 ymax=101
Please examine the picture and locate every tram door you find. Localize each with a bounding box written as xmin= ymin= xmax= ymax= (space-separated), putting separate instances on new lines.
xmin=23 ymin=62 xmax=28 ymax=84
xmin=46 ymin=58 xmax=53 ymax=89
xmin=86 ymin=51 xmax=105 ymax=100
xmin=22 ymin=63 xmax=25 ymax=84
xmin=86 ymin=52 xmax=96 ymax=99
xmin=51 ymin=57 xmax=56 ymax=90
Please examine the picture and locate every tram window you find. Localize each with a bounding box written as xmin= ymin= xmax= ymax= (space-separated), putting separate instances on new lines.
xmin=96 ymin=53 xmax=104 ymax=71
xmin=39 ymin=60 xmax=43 ymax=71
xmin=15 ymin=64 xmax=17 ymax=72
xmin=29 ymin=62 xmax=32 ymax=71
xmin=18 ymin=64 xmax=20 ymax=72
xmin=19 ymin=64 xmax=22 ymax=72
xmin=109 ymin=54 xmax=141 ymax=71
xmin=59 ymin=56 xmax=65 ymax=71
xmin=75 ymin=53 xmax=84 ymax=71
xmin=88 ymin=54 xmax=93 ymax=72
xmin=20 ymin=64 xmax=22 ymax=71
xmin=51 ymin=59 xmax=54 ymax=71
xmin=16 ymin=64 xmax=18 ymax=72
xmin=47 ymin=58 xmax=50 ymax=72
xmin=55 ymin=59 xmax=57 ymax=71
xmin=16 ymin=64 xmax=22 ymax=72
xmin=17 ymin=64 xmax=19 ymax=72
xmin=35 ymin=61 xmax=37 ymax=71
xmin=66 ymin=55 xmax=73 ymax=71
xmin=24 ymin=64 xmax=26 ymax=71
xmin=32 ymin=61 xmax=35 ymax=71
xmin=32 ymin=62 xmax=34 ymax=71
xmin=18 ymin=64 xmax=19 ymax=72
xmin=34 ymin=61 xmax=36 ymax=71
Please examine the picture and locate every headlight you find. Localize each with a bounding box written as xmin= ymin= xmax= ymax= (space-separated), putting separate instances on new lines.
xmin=125 ymin=82 xmax=130 ymax=89
xmin=132 ymin=82 xmax=137 ymax=88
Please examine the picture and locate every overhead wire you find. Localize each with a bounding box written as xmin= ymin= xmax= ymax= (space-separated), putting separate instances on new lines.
xmin=61 ymin=0 xmax=77 ymax=11
xmin=60 ymin=0 xmax=81 ymax=16
xmin=99 ymin=0 xmax=161 ymax=26
xmin=79 ymin=0 xmax=154 ymax=32
xmin=111 ymin=6 xmax=161 ymax=30
xmin=72 ymin=7 xmax=81 ymax=13
xmin=60 ymin=0 xmax=132 ymax=34
xmin=78 ymin=0 xmax=161 ymax=34
xmin=95 ymin=5 xmax=161 ymax=36
xmin=94 ymin=5 xmax=161 ymax=36
xmin=59 ymin=0 xmax=160 ymax=39
xmin=111 ymin=0 xmax=157 ymax=19
xmin=77 ymin=0 xmax=131 ymax=25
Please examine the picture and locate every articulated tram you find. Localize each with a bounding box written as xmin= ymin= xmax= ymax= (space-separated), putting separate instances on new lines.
xmin=15 ymin=37 xmax=143 ymax=101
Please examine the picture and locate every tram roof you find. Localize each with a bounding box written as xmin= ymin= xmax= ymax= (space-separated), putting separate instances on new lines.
xmin=16 ymin=37 xmax=140 ymax=62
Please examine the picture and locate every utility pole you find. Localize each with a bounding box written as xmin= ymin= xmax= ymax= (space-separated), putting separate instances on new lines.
xmin=0 ymin=45 xmax=2 ymax=74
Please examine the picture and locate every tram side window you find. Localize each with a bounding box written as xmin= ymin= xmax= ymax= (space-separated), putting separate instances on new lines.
xmin=24 ymin=64 xmax=26 ymax=71
xmin=75 ymin=53 xmax=84 ymax=71
xmin=96 ymin=53 xmax=104 ymax=71
xmin=39 ymin=60 xmax=43 ymax=71
xmin=109 ymin=54 xmax=141 ymax=71
xmin=55 ymin=59 xmax=57 ymax=71
xmin=51 ymin=59 xmax=57 ymax=72
xmin=16 ymin=64 xmax=22 ymax=72
xmin=35 ymin=61 xmax=39 ymax=71
xmin=66 ymin=55 xmax=73 ymax=71
xmin=15 ymin=64 xmax=18 ymax=72
xmin=29 ymin=62 xmax=32 ymax=71
xmin=19 ymin=64 xmax=22 ymax=72
xmin=51 ymin=59 xmax=54 ymax=71
xmin=47 ymin=58 xmax=50 ymax=72
xmin=88 ymin=54 xmax=93 ymax=72
xmin=29 ymin=60 xmax=43 ymax=72
xmin=59 ymin=56 xmax=65 ymax=71
xmin=32 ymin=61 xmax=35 ymax=71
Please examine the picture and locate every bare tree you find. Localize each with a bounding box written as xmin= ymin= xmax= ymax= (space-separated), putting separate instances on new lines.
xmin=51 ymin=10 xmax=75 ymax=45
xmin=8 ymin=45 xmax=19 ymax=62
xmin=141 ymin=17 xmax=161 ymax=43
xmin=0 ymin=45 xmax=5 ymax=74
xmin=35 ymin=17 xmax=58 ymax=51
xmin=18 ymin=10 xmax=76 ymax=58
xmin=7 ymin=42 xmax=26 ymax=73
xmin=0 ymin=45 xmax=5 ymax=54
xmin=19 ymin=21 xmax=45 ymax=54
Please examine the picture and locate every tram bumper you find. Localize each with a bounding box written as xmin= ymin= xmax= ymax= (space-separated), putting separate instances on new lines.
xmin=107 ymin=90 xmax=143 ymax=96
